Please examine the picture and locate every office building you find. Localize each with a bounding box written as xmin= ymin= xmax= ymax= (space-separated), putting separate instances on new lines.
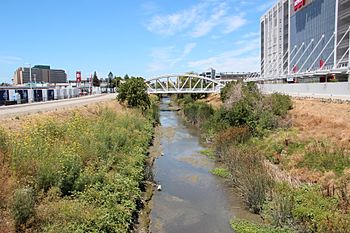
xmin=260 ymin=0 xmax=289 ymax=77
xmin=13 ymin=65 xmax=67 ymax=85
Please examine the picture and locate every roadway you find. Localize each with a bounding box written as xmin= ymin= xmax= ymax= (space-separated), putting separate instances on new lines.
xmin=0 ymin=93 xmax=117 ymax=119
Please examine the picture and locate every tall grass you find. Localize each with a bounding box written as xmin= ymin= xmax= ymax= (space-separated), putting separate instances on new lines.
xmin=4 ymin=106 xmax=154 ymax=232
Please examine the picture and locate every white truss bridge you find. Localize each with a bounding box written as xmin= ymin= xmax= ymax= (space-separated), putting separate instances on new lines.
xmin=146 ymin=74 xmax=225 ymax=94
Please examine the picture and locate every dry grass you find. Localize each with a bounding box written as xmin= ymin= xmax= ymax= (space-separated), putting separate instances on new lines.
xmin=199 ymin=93 xmax=222 ymax=109
xmin=202 ymin=95 xmax=350 ymax=146
xmin=0 ymin=101 xmax=122 ymax=132
xmin=289 ymin=99 xmax=350 ymax=147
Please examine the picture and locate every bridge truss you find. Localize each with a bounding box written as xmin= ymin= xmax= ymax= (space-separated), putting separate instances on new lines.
xmin=146 ymin=74 xmax=224 ymax=94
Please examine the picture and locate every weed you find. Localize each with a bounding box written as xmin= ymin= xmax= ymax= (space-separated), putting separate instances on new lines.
xmin=11 ymin=188 xmax=35 ymax=229
xmin=210 ymin=168 xmax=230 ymax=178
xmin=231 ymin=219 xmax=295 ymax=233
xmin=199 ymin=149 xmax=216 ymax=159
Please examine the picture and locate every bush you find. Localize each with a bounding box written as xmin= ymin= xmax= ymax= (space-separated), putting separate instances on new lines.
xmin=224 ymin=146 xmax=274 ymax=213
xmin=183 ymin=102 xmax=214 ymax=126
xmin=262 ymin=182 xmax=294 ymax=228
xmin=11 ymin=188 xmax=35 ymax=228
xmin=262 ymin=183 xmax=350 ymax=233
xmin=269 ymin=93 xmax=293 ymax=117
xmin=214 ymin=126 xmax=251 ymax=159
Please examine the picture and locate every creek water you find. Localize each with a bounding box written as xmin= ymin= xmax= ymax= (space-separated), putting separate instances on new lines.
xmin=150 ymin=98 xmax=259 ymax=233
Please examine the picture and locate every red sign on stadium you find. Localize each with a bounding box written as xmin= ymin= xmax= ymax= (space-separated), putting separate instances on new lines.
xmin=294 ymin=0 xmax=305 ymax=11
xmin=76 ymin=71 xmax=82 ymax=82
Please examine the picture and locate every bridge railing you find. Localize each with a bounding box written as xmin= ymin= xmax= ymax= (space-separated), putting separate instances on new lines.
xmin=147 ymin=87 xmax=222 ymax=94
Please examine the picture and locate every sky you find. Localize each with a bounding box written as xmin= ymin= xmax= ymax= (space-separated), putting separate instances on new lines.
xmin=0 ymin=0 xmax=275 ymax=83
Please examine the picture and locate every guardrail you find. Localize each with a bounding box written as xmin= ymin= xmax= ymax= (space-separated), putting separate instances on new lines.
xmin=259 ymin=82 xmax=350 ymax=101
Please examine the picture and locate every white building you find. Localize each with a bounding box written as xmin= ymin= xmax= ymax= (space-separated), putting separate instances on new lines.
xmin=260 ymin=0 xmax=289 ymax=79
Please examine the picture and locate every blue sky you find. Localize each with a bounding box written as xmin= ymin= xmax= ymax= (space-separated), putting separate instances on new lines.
xmin=0 ymin=0 xmax=275 ymax=82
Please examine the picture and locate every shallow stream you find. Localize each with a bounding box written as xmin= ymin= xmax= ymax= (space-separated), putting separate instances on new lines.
xmin=150 ymin=97 xmax=259 ymax=233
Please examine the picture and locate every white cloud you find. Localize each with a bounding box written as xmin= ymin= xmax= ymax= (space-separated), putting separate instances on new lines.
xmin=256 ymin=0 xmax=275 ymax=12
xmin=141 ymin=2 xmax=160 ymax=15
xmin=188 ymin=39 xmax=260 ymax=72
xmin=147 ymin=43 xmax=197 ymax=73
xmin=0 ymin=56 xmax=22 ymax=64
xmin=222 ymin=15 xmax=247 ymax=34
xmin=146 ymin=1 xmax=246 ymax=37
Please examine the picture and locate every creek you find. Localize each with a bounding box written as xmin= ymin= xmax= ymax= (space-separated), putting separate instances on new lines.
xmin=150 ymin=97 xmax=259 ymax=233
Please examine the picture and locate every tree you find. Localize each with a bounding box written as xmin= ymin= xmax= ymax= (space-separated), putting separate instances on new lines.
xmin=123 ymin=74 xmax=130 ymax=80
xmin=117 ymin=77 xmax=150 ymax=110
xmin=108 ymin=72 xmax=113 ymax=88
xmin=92 ymin=71 xmax=100 ymax=87
xmin=111 ymin=76 xmax=123 ymax=88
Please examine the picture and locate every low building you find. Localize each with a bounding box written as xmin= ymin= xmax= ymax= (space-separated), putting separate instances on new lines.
xmin=13 ymin=65 xmax=67 ymax=85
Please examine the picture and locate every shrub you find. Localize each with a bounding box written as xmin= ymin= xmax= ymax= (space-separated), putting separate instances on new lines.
xmin=262 ymin=183 xmax=350 ymax=233
xmin=220 ymin=82 xmax=237 ymax=102
xmin=57 ymin=154 xmax=82 ymax=196
xmin=269 ymin=93 xmax=293 ymax=117
xmin=262 ymin=182 xmax=295 ymax=228
xmin=11 ymin=188 xmax=35 ymax=228
xmin=183 ymin=102 xmax=214 ymax=126
xmin=224 ymin=146 xmax=274 ymax=213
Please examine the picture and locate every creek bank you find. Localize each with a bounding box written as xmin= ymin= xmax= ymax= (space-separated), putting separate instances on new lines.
xmin=134 ymin=127 xmax=162 ymax=233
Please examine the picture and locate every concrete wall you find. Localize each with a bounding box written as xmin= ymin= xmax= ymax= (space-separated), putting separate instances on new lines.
xmin=259 ymin=82 xmax=350 ymax=100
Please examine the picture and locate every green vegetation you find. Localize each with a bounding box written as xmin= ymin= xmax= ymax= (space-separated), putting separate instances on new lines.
xmin=92 ymin=71 xmax=101 ymax=87
xmin=11 ymin=188 xmax=35 ymax=229
xmin=1 ymin=103 xmax=157 ymax=232
xmin=117 ymin=77 xmax=151 ymax=110
xmin=183 ymin=101 xmax=214 ymax=127
xmin=199 ymin=149 xmax=216 ymax=159
xmin=231 ymin=219 xmax=295 ymax=233
xmin=178 ymin=82 xmax=290 ymax=214
xmin=178 ymin=82 xmax=350 ymax=232
xmin=263 ymin=183 xmax=350 ymax=233
xmin=298 ymin=142 xmax=350 ymax=175
xmin=210 ymin=168 xmax=230 ymax=178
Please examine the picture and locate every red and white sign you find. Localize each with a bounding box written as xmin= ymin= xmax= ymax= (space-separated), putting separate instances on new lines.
xmin=294 ymin=0 xmax=305 ymax=11
xmin=76 ymin=71 xmax=81 ymax=82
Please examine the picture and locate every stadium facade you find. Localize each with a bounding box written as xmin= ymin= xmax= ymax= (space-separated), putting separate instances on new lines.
xmin=260 ymin=0 xmax=350 ymax=82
